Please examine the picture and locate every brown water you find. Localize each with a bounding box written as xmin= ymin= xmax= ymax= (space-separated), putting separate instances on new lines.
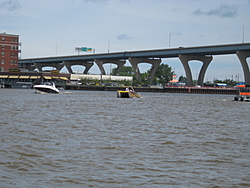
xmin=0 ymin=89 xmax=249 ymax=188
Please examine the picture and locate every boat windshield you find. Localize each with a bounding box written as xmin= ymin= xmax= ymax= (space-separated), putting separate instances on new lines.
xmin=43 ymin=82 xmax=54 ymax=86
xmin=236 ymin=87 xmax=250 ymax=94
xmin=238 ymin=88 xmax=250 ymax=92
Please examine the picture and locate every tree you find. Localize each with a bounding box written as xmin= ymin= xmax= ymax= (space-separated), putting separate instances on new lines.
xmin=112 ymin=64 xmax=173 ymax=85
xmin=178 ymin=75 xmax=187 ymax=82
xmin=213 ymin=78 xmax=237 ymax=87
xmin=224 ymin=79 xmax=237 ymax=87
xmin=213 ymin=79 xmax=223 ymax=83
xmin=112 ymin=66 xmax=134 ymax=76
xmin=151 ymin=64 xmax=174 ymax=85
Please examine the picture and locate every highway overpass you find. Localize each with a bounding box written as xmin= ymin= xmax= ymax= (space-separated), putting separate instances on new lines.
xmin=19 ymin=43 xmax=250 ymax=86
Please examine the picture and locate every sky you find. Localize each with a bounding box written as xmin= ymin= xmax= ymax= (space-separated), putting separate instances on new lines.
xmin=1 ymin=0 xmax=250 ymax=81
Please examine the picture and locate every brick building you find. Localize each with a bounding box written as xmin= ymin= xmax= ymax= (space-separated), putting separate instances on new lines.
xmin=0 ymin=32 xmax=21 ymax=71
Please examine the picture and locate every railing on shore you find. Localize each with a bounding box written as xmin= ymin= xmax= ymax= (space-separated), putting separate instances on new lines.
xmin=0 ymin=83 xmax=237 ymax=95
xmin=64 ymin=85 xmax=237 ymax=95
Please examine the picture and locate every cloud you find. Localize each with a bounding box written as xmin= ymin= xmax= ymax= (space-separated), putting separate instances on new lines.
xmin=0 ymin=0 xmax=21 ymax=11
xmin=117 ymin=34 xmax=133 ymax=40
xmin=81 ymin=0 xmax=108 ymax=3
xmin=192 ymin=4 xmax=238 ymax=18
xmin=171 ymin=8 xmax=182 ymax=12
xmin=119 ymin=0 xmax=131 ymax=3
xmin=80 ymin=0 xmax=130 ymax=4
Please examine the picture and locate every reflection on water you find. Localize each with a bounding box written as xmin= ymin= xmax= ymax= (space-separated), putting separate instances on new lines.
xmin=0 ymin=89 xmax=249 ymax=187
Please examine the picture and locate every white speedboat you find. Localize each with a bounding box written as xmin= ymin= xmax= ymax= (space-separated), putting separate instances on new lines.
xmin=34 ymin=82 xmax=59 ymax=94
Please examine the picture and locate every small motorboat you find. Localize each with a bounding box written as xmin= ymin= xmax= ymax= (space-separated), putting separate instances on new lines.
xmin=34 ymin=82 xmax=59 ymax=94
xmin=117 ymin=90 xmax=142 ymax=98
xmin=234 ymin=87 xmax=250 ymax=102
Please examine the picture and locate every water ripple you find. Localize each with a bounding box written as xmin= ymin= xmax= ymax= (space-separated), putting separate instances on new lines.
xmin=0 ymin=89 xmax=249 ymax=187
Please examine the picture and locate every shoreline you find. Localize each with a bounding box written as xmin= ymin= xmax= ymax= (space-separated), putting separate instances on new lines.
xmin=1 ymin=84 xmax=238 ymax=95
xmin=64 ymin=85 xmax=237 ymax=95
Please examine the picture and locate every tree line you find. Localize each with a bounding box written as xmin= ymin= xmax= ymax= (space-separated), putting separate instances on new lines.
xmin=80 ymin=64 xmax=238 ymax=87
xmin=112 ymin=64 xmax=174 ymax=86
xmin=111 ymin=64 xmax=239 ymax=87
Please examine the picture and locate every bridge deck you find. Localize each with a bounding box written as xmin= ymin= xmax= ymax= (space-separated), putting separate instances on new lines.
xmin=19 ymin=43 xmax=250 ymax=64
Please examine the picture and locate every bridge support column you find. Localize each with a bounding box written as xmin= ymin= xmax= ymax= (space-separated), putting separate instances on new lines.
xmin=178 ymin=55 xmax=213 ymax=86
xmin=63 ymin=61 xmax=94 ymax=74
xmin=128 ymin=58 xmax=161 ymax=84
xmin=34 ymin=63 xmax=64 ymax=72
xmin=94 ymin=59 xmax=126 ymax=75
xmin=236 ymin=50 xmax=250 ymax=87
xmin=34 ymin=63 xmax=43 ymax=72
xmin=20 ymin=63 xmax=36 ymax=71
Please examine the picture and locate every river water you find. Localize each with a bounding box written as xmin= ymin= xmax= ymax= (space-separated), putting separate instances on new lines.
xmin=0 ymin=88 xmax=249 ymax=188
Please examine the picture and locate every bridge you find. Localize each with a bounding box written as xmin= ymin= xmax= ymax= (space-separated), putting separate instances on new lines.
xmin=19 ymin=43 xmax=250 ymax=86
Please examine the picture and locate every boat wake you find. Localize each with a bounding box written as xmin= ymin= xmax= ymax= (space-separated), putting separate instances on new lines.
xmin=60 ymin=92 xmax=72 ymax=94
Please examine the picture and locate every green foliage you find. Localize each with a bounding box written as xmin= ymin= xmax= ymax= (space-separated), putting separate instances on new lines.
xmin=213 ymin=78 xmax=237 ymax=87
xmin=112 ymin=66 xmax=134 ymax=76
xmin=140 ymin=73 xmax=150 ymax=85
xmin=178 ymin=75 xmax=187 ymax=82
xmin=112 ymin=64 xmax=174 ymax=85
xmin=150 ymin=64 xmax=174 ymax=85
xmin=119 ymin=79 xmax=132 ymax=86
xmin=213 ymin=79 xmax=223 ymax=83
xmin=80 ymin=77 xmax=93 ymax=83
xmin=79 ymin=65 xmax=238 ymax=87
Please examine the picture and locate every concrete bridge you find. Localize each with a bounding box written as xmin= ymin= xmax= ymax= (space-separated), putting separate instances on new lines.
xmin=19 ymin=43 xmax=250 ymax=86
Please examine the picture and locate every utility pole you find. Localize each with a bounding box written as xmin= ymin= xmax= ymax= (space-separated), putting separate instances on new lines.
xmin=169 ymin=33 xmax=171 ymax=47
xmin=108 ymin=38 xmax=110 ymax=53
xmin=242 ymin=26 xmax=245 ymax=43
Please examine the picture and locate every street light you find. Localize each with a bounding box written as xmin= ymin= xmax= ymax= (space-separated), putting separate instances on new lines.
xmin=108 ymin=38 xmax=110 ymax=53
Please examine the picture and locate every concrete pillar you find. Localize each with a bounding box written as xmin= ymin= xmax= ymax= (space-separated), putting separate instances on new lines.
xmin=236 ymin=50 xmax=250 ymax=86
xmin=94 ymin=59 xmax=106 ymax=75
xmin=20 ymin=63 xmax=36 ymax=71
xmin=34 ymin=63 xmax=43 ymax=72
xmin=63 ymin=61 xmax=94 ymax=74
xmin=178 ymin=55 xmax=213 ymax=86
xmin=63 ymin=61 xmax=73 ymax=74
xmin=94 ymin=59 xmax=126 ymax=75
xmin=128 ymin=58 xmax=141 ymax=80
xmin=30 ymin=65 xmax=36 ymax=71
xmin=114 ymin=60 xmax=126 ymax=75
xmin=34 ymin=63 xmax=64 ymax=72
xmin=54 ymin=63 xmax=64 ymax=71
xmin=128 ymin=57 xmax=161 ymax=84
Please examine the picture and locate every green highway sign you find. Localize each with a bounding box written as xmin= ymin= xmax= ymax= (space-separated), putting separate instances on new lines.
xmin=82 ymin=47 xmax=88 ymax=51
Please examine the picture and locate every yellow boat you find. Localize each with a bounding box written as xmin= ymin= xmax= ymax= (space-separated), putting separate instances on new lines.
xmin=117 ymin=90 xmax=142 ymax=98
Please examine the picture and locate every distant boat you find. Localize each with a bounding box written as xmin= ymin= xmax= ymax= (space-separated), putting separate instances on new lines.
xmin=236 ymin=84 xmax=246 ymax=88
xmin=117 ymin=90 xmax=141 ymax=98
xmin=234 ymin=87 xmax=250 ymax=102
xmin=236 ymin=82 xmax=246 ymax=87
xmin=34 ymin=82 xmax=59 ymax=94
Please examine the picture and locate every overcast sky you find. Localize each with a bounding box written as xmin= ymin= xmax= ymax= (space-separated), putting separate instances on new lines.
xmin=1 ymin=0 xmax=250 ymax=81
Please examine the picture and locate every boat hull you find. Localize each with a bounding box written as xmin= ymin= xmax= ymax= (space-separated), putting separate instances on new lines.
xmin=234 ymin=87 xmax=250 ymax=102
xmin=35 ymin=87 xmax=59 ymax=94
xmin=34 ymin=83 xmax=59 ymax=94
xmin=117 ymin=90 xmax=141 ymax=98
